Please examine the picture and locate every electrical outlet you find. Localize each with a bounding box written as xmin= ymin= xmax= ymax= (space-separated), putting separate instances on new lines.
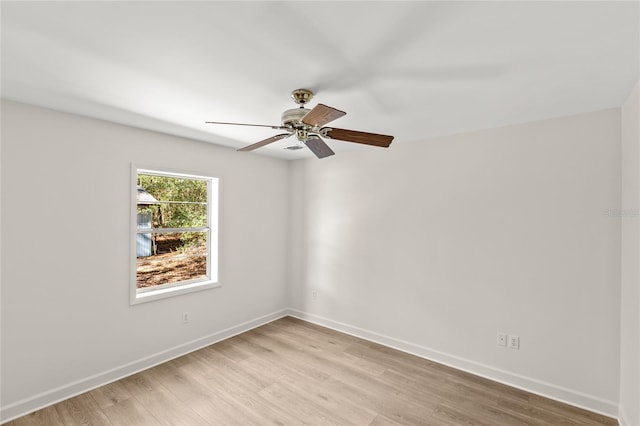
xmin=508 ymin=335 xmax=519 ymax=349
xmin=182 ymin=312 xmax=190 ymax=324
xmin=497 ymin=332 xmax=507 ymax=346
xmin=312 ymin=290 xmax=317 ymax=300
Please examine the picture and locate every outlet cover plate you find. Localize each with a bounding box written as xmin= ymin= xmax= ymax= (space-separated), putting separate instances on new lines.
xmin=508 ymin=335 xmax=520 ymax=349
xmin=497 ymin=332 xmax=507 ymax=346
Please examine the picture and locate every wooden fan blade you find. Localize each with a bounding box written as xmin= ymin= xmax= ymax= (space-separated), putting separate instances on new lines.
xmin=305 ymin=135 xmax=335 ymax=159
xmin=302 ymin=104 xmax=346 ymax=127
xmin=237 ymin=133 xmax=292 ymax=152
xmin=322 ymin=127 xmax=394 ymax=148
xmin=206 ymin=121 xmax=286 ymax=130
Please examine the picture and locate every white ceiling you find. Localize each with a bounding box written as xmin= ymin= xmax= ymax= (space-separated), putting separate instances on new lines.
xmin=2 ymin=1 xmax=638 ymax=160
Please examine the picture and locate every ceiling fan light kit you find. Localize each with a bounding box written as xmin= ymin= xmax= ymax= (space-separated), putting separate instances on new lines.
xmin=205 ymin=89 xmax=394 ymax=159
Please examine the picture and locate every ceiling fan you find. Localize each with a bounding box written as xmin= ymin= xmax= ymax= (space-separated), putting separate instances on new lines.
xmin=205 ymin=89 xmax=394 ymax=159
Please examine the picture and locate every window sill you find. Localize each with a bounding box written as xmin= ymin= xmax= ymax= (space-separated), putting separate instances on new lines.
xmin=130 ymin=280 xmax=221 ymax=305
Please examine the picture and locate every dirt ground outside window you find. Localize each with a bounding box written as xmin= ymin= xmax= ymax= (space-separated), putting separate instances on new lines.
xmin=136 ymin=234 xmax=206 ymax=288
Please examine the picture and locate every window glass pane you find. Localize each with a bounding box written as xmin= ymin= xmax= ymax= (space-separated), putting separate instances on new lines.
xmin=137 ymin=203 xmax=207 ymax=229
xmin=137 ymin=174 xmax=207 ymax=203
xmin=136 ymin=232 xmax=208 ymax=289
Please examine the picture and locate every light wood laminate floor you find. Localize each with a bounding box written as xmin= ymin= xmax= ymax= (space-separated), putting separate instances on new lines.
xmin=7 ymin=316 xmax=617 ymax=425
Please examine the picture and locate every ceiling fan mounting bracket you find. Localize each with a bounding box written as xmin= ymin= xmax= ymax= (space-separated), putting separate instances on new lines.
xmin=291 ymin=89 xmax=314 ymax=106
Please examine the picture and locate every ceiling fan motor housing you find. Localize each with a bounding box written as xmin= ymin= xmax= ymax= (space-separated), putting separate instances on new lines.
xmin=281 ymin=108 xmax=310 ymax=127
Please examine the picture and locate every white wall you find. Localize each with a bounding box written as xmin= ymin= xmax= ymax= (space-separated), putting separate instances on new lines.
xmin=0 ymin=100 xmax=630 ymax=421
xmin=0 ymin=101 xmax=290 ymax=420
xmin=289 ymin=109 xmax=622 ymax=415
xmin=620 ymin=81 xmax=640 ymax=426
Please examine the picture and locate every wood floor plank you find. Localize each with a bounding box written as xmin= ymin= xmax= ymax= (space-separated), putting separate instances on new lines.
xmin=208 ymin=337 xmax=254 ymax=362
xmin=237 ymin=353 xmax=308 ymax=386
xmin=100 ymin=398 xmax=161 ymax=425
xmin=195 ymin=372 xmax=304 ymax=425
xmin=344 ymin=342 xmax=447 ymax=380
xmin=271 ymin=317 xmax=372 ymax=351
xmin=321 ymin=376 xmax=436 ymax=425
xmin=261 ymin=320 xmax=351 ymax=352
xmin=431 ymin=402 xmax=494 ymax=426
xmin=368 ymin=413 xmax=410 ymax=426
xmin=87 ymin=380 xmax=134 ymax=410
xmin=134 ymin=389 xmax=211 ymax=426
xmin=232 ymin=332 xmax=332 ymax=383
xmin=139 ymin=362 xmax=212 ymax=403
xmin=186 ymin=395 xmax=261 ymax=426
xmin=495 ymin=398 xmax=584 ymax=426
xmin=255 ymin=325 xmax=389 ymax=378
xmin=191 ymin=346 xmax=271 ymax=393
xmin=123 ymin=371 xmax=211 ymax=425
xmin=257 ymin=382 xmax=348 ymax=425
xmin=527 ymin=394 xmax=618 ymax=426
xmin=53 ymin=393 xmax=112 ymax=426
xmin=8 ymin=405 xmax=65 ymax=426
xmin=278 ymin=373 xmax=378 ymax=425
xmin=7 ymin=317 xmax=618 ymax=426
xmin=179 ymin=354 xmax=304 ymax=425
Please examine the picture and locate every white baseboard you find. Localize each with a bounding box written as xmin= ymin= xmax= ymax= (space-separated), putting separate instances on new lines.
xmin=618 ymin=403 xmax=632 ymax=426
xmin=286 ymin=308 xmax=620 ymax=420
xmin=0 ymin=309 xmax=289 ymax=424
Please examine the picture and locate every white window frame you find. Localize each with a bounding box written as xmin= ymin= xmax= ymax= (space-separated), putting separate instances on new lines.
xmin=130 ymin=165 xmax=219 ymax=305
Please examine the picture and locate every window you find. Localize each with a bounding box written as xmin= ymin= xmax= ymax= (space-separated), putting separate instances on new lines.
xmin=131 ymin=166 xmax=219 ymax=304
